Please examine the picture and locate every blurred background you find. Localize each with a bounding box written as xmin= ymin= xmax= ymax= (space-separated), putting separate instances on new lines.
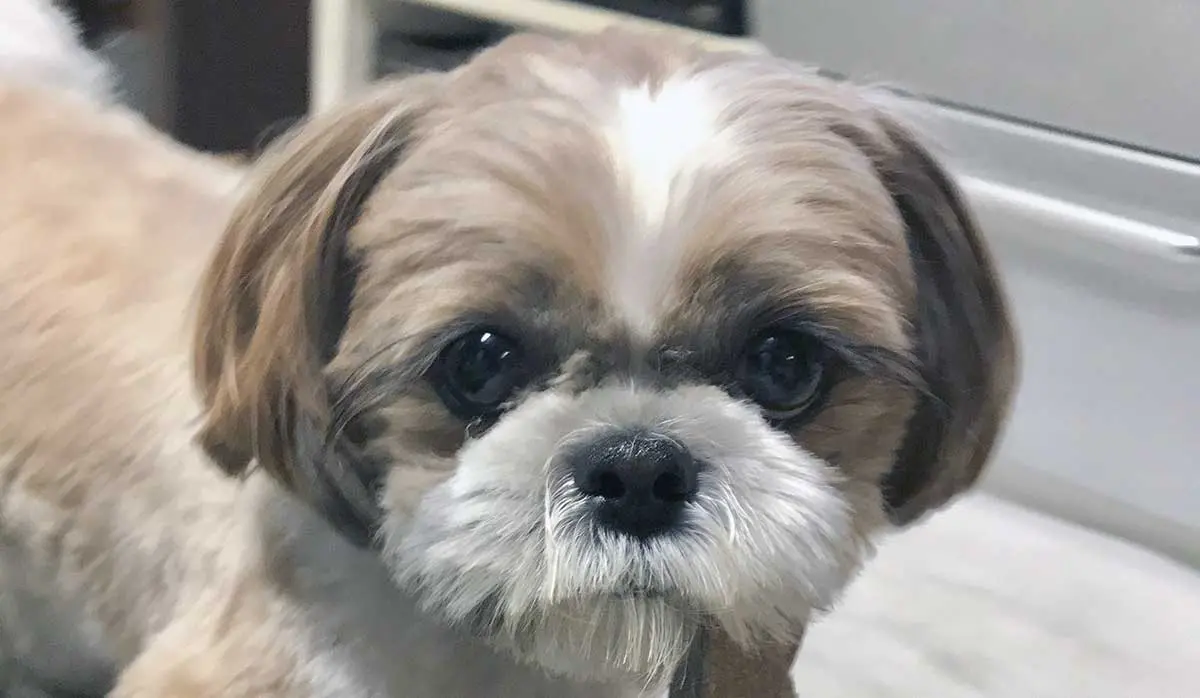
xmin=54 ymin=0 xmax=1200 ymax=692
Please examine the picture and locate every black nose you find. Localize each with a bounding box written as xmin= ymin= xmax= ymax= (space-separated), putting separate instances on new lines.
xmin=571 ymin=431 xmax=700 ymax=539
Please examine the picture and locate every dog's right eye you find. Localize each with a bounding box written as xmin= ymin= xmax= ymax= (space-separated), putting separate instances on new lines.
xmin=432 ymin=329 xmax=529 ymax=420
xmin=736 ymin=328 xmax=833 ymax=421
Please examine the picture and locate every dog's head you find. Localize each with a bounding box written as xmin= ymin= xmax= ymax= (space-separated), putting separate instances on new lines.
xmin=192 ymin=32 xmax=1016 ymax=685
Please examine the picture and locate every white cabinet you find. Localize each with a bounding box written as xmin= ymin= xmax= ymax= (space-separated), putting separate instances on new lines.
xmin=753 ymin=0 xmax=1200 ymax=159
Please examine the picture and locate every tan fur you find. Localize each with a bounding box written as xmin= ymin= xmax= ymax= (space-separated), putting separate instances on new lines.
xmin=0 ymin=82 xmax=238 ymax=633
xmin=0 ymin=29 xmax=1016 ymax=698
xmin=0 ymin=84 xmax=270 ymax=694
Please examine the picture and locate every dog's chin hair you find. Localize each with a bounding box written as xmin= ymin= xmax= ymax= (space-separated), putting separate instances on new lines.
xmin=383 ymin=495 xmax=696 ymax=682
xmin=490 ymin=597 xmax=695 ymax=683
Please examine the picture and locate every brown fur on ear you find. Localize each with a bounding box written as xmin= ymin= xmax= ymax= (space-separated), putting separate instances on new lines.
xmin=191 ymin=75 xmax=442 ymax=542
xmin=860 ymin=113 xmax=1019 ymax=525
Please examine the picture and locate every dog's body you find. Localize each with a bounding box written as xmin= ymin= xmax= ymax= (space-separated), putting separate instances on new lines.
xmin=0 ymin=3 xmax=1016 ymax=697
xmin=0 ymin=81 xmax=239 ymax=695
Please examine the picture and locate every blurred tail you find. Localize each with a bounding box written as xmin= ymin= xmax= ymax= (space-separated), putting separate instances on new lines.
xmin=0 ymin=0 xmax=113 ymax=102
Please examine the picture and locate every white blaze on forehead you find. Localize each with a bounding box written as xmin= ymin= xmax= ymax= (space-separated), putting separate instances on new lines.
xmin=603 ymin=76 xmax=727 ymax=337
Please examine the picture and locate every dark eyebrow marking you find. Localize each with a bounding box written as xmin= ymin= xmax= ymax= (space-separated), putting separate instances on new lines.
xmin=654 ymin=277 xmax=929 ymax=400
xmin=669 ymin=252 xmax=930 ymax=392
xmin=325 ymin=299 xmax=571 ymax=445
xmin=779 ymin=315 xmax=925 ymax=392
xmin=325 ymin=314 xmax=494 ymax=443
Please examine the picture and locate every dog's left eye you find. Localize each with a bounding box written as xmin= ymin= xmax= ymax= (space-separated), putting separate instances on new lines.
xmin=433 ymin=329 xmax=528 ymax=420
xmin=737 ymin=329 xmax=831 ymax=420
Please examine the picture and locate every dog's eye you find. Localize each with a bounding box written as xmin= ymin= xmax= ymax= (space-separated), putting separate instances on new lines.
xmin=433 ymin=329 xmax=528 ymax=419
xmin=737 ymin=329 xmax=830 ymax=419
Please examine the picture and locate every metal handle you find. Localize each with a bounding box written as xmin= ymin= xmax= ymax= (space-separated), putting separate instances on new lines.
xmin=961 ymin=175 xmax=1200 ymax=260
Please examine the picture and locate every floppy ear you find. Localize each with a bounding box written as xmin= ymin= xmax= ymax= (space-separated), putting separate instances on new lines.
xmin=860 ymin=111 xmax=1019 ymax=526
xmin=192 ymin=75 xmax=443 ymax=546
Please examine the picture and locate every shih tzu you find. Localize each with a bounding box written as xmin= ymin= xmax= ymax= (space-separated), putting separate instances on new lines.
xmin=0 ymin=6 xmax=1016 ymax=697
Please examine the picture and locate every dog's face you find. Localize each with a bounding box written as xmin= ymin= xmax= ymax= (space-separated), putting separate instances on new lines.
xmin=192 ymin=33 xmax=1015 ymax=684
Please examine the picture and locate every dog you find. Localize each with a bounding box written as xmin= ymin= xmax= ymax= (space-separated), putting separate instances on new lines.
xmin=0 ymin=3 xmax=1016 ymax=696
